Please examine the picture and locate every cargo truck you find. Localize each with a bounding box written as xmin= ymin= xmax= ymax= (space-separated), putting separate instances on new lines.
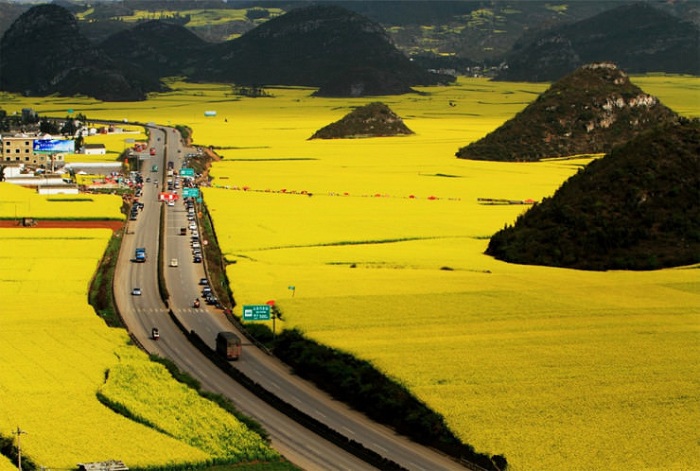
xmin=216 ymin=332 xmax=241 ymax=360
xmin=134 ymin=247 xmax=146 ymax=263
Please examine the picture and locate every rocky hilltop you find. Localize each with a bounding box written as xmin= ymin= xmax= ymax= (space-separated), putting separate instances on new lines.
xmin=456 ymin=63 xmax=678 ymax=162
xmin=309 ymin=102 xmax=414 ymax=139
xmin=0 ymin=4 xmax=163 ymax=101
xmin=485 ymin=118 xmax=700 ymax=271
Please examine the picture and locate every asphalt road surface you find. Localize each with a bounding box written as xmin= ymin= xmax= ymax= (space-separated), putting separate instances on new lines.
xmin=114 ymin=125 xmax=469 ymax=471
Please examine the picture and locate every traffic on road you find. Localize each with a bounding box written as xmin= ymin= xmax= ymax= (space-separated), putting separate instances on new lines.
xmin=114 ymin=124 xmax=466 ymax=471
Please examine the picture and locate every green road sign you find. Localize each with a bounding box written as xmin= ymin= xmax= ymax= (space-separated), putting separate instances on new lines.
xmin=242 ymin=304 xmax=271 ymax=321
xmin=182 ymin=187 xmax=200 ymax=198
xmin=180 ymin=168 xmax=195 ymax=177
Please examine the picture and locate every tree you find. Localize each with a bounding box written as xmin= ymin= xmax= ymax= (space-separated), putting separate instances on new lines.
xmin=40 ymin=119 xmax=60 ymax=134
xmin=60 ymin=116 xmax=78 ymax=136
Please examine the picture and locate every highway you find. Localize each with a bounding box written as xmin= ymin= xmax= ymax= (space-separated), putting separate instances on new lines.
xmin=114 ymin=125 xmax=471 ymax=470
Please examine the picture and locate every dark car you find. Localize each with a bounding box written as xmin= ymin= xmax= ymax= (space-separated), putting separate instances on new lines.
xmin=199 ymin=278 xmax=208 ymax=285
xmin=193 ymin=256 xmax=202 ymax=263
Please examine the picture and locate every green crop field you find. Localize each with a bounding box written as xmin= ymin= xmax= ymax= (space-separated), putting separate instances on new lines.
xmin=2 ymin=75 xmax=698 ymax=470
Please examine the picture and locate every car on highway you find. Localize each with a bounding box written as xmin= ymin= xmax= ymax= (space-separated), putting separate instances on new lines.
xmin=131 ymin=288 xmax=142 ymax=296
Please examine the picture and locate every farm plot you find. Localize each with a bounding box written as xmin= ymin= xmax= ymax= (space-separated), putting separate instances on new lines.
xmin=0 ymin=228 xmax=277 ymax=468
xmin=197 ymin=78 xmax=698 ymax=470
xmin=0 ymin=183 xmax=124 ymax=221
xmin=3 ymin=74 xmax=697 ymax=470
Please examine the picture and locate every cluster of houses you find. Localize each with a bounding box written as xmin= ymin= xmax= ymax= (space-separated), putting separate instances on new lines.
xmin=0 ymin=109 xmax=138 ymax=194
xmin=1 ymin=132 xmax=110 ymax=194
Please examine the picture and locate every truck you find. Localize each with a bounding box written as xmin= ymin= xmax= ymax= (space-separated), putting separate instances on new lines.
xmin=134 ymin=247 xmax=147 ymax=263
xmin=216 ymin=331 xmax=242 ymax=360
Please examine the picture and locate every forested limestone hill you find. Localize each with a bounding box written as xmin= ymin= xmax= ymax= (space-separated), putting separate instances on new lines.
xmin=309 ymin=102 xmax=414 ymax=139
xmin=485 ymin=118 xmax=700 ymax=271
xmin=455 ymin=63 xmax=678 ymax=162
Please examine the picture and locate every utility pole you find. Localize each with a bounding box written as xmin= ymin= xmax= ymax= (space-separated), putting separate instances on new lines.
xmin=14 ymin=426 xmax=26 ymax=471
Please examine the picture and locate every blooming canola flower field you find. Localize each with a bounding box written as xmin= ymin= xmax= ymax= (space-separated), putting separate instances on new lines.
xmin=0 ymin=229 xmax=208 ymax=466
xmin=0 ymin=227 xmax=278 ymax=467
xmin=3 ymin=75 xmax=699 ymax=470
xmin=199 ymin=77 xmax=700 ymax=471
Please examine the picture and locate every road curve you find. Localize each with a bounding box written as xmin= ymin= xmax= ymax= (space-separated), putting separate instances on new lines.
xmin=115 ymin=125 xmax=471 ymax=470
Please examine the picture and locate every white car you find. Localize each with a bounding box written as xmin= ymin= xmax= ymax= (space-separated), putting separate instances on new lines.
xmin=131 ymin=288 xmax=142 ymax=296
xmin=170 ymin=258 xmax=178 ymax=267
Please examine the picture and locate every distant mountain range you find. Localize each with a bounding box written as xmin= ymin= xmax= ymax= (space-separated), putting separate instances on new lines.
xmin=1 ymin=1 xmax=698 ymax=101
xmin=189 ymin=5 xmax=447 ymax=95
xmin=0 ymin=3 xmax=450 ymax=101
xmin=494 ymin=2 xmax=700 ymax=81
xmin=0 ymin=4 xmax=163 ymax=101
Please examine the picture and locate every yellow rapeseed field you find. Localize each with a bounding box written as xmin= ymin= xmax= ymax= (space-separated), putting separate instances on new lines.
xmin=0 ymin=229 xmax=209 ymax=467
xmin=0 ymin=227 xmax=276 ymax=468
xmin=198 ymin=77 xmax=699 ymax=471
xmin=3 ymin=75 xmax=698 ymax=470
xmin=0 ymin=457 xmax=15 ymax=471
xmin=64 ymin=125 xmax=146 ymax=163
xmin=0 ymin=183 xmax=124 ymax=220
xmin=99 ymin=347 xmax=279 ymax=461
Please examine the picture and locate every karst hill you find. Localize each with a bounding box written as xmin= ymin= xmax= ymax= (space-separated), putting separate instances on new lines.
xmin=99 ymin=20 xmax=209 ymax=79
xmin=309 ymin=102 xmax=414 ymax=139
xmin=0 ymin=3 xmax=450 ymax=101
xmin=193 ymin=4 xmax=450 ymax=96
xmin=0 ymin=4 xmax=163 ymax=101
xmin=485 ymin=118 xmax=700 ymax=271
xmin=495 ymin=2 xmax=700 ymax=82
xmin=455 ymin=63 xmax=679 ymax=162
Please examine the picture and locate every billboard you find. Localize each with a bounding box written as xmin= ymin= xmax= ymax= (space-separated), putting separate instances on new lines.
xmin=33 ymin=139 xmax=75 ymax=153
